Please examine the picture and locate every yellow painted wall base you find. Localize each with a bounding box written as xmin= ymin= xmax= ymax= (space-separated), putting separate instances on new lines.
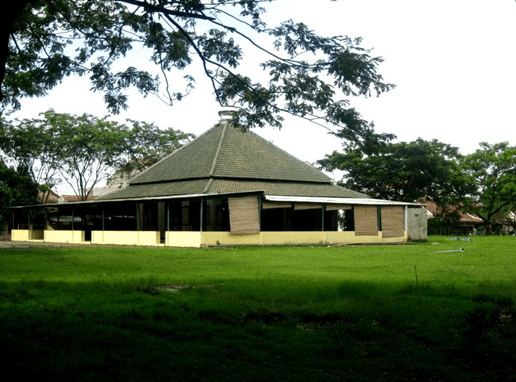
xmin=11 ymin=229 xmax=45 ymax=241
xmin=11 ymin=229 xmax=407 ymax=247
xmin=12 ymin=229 xmax=30 ymax=241
xmin=201 ymin=231 xmax=407 ymax=247
xmin=92 ymin=231 xmax=160 ymax=246
xmin=166 ymin=232 xmax=202 ymax=247
xmin=44 ymin=230 xmax=85 ymax=243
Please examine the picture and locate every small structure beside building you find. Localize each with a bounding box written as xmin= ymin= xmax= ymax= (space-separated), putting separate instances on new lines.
xmin=38 ymin=189 xmax=60 ymax=204
xmin=10 ymin=112 xmax=426 ymax=246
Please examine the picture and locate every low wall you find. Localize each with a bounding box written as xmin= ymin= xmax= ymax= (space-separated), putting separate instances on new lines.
xmin=92 ymin=231 xmax=160 ymax=246
xmin=325 ymin=231 xmax=376 ymax=245
xmin=11 ymin=229 xmax=407 ymax=247
xmin=382 ymin=232 xmax=408 ymax=243
xmin=45 ymin=230 xmax=85 ymax=243
xmin=12 ymin=229 xmax=30 ymax=241
xmin=11 ymin=229 xmax=85 ymax=244
xmin=166 ymin=232 xmax=202 ymax=247
xmin=11 ymin=229 xmax=45 ymax=241
xmin=202 ymin=232 xmax=261 ymax=246
xmin=201 ymin=231 xmax=407 ymax=247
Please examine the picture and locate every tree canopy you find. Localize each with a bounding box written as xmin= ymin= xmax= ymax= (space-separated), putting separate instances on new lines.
xmin=0 ymin=115 xmax=62 ymax=202
xmin=318 ymin=138 xmax=473 ymax=204
xmin=0 ymin=160 xmax=38 ymax=222
xmin=109 ymin=119 xmax=195 ymax=185
xmin=0 ymin=110 xmax=194 ymax=201
xmin=460 ymin=142 xmax=516 ymax=234
xmin=1 ymin=0 xmax=394 ymax=147
xmin=319 ymin=138 xmax=516 ymax=234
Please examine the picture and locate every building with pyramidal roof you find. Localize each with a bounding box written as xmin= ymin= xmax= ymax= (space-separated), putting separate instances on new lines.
xmin=10 ymin=112 xmax=426 ymax=246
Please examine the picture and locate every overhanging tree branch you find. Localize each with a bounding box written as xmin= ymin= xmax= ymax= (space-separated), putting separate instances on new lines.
xmin=117 ymin=0 xmax=216 ymax=21
xmin=2 ymin=0 xmax=395 ymax=148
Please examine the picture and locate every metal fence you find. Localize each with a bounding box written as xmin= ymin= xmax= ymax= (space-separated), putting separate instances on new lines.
xmin=427 ymin=227 xmax=477 ymax=236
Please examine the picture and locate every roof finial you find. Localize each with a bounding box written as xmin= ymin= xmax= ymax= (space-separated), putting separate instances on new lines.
xmin=218 ymin=108 xmax=237 ymax=121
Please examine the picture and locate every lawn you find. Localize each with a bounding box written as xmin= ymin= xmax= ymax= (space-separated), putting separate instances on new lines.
xmin=1 ymin=236 xmax=515 ymax=381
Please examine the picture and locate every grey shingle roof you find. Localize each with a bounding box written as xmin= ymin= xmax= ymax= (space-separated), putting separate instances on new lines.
xmin=207 ymin=179 xmax=366 ymax=198
xmin=129 ymin=124 xmax=223 ymax=184
xmin=102 ymin=179 xmax=365 ymax=200
xmin=130 ymin=122 xmax=331 ymax=184
xmin=101 ymin=119 xmax=369 ymax=201
xmin=211 ymin=124 xmax=332 ymax=183
xmin=100 ymin=179 xmax=209 ymax=200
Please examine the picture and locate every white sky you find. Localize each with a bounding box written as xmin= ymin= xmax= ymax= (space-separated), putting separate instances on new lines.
xmin=8 ymin=0 xmax=516 ymax=193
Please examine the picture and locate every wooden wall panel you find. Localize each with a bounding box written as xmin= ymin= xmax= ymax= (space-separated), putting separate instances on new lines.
xmin=262 ymin=201 xmax=292 ymax=209
xmin=294 ymin=203 xmax=322 ymax=210
xmin=354 ymin=205 xmax=378 ymax=236
xmin=325 ymin=204 xmax=352 ymax=211
xmin=228 ymin=196 xmax=260 ymax=234
xmin=381 ymin=206 xmax=404 ymax=238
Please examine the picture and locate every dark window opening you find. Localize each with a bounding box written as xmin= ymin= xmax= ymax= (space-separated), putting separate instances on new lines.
xmin=261 ymin=208 xmax=291 ymax=231
xmin=324 ymin=210 xmax=339 ymax=231
xmin=291 ymin=209 xmax=321 ymax=231
xmin=342 ymin=208 xmax=355 ymax=231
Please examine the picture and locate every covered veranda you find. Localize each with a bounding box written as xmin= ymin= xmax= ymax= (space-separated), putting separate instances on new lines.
xmin=9 ymin=191 xmax=421 ymax=247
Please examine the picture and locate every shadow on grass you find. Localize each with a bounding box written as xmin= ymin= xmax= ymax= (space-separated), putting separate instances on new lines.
xmin=0 ymin=278 xmax=515 ymax=382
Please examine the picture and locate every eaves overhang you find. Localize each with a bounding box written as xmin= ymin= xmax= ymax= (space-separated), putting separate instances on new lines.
xmin=264 ymin=195 xmax=424 ymax=207
xmin=8 ymin=190 xmax=266 ymax=210
xmin=9 ymin=192 xmax=424 ymax=210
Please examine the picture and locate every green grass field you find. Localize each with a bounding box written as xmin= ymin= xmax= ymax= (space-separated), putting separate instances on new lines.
xmin=1 ymin=236 xmax=515 ymax=381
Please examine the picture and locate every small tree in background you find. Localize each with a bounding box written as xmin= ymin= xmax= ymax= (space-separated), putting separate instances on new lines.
xmin=460 ymin=142 xmax=516 ymax=235
xmin=319 ymin=138 xmax=472 ymax=205
xmin=0 ymin=110 xmax=194 ymax=201
xmin=42 ymin=110 xmax=132 ymax=201
xmin=0 ymin=160 xmax=38 ymax=224
xmin=0 ymin=117 xmax=61 ymax=202
xmin=111 ymin=120 xmax=195 ymax=186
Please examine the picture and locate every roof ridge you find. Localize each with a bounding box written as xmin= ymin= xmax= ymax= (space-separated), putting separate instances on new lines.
xmin=212 ymin=125 xmax=333 ymax=183
xmin=129 ymin=123 xmax=222 ymax=185
xmin=128 ymin=119 xmax=332 ymax=186
xmin=202 ymin=177 xmax=214 ymax=193
xmin=209 ymin=122 xmax=227 ymax=177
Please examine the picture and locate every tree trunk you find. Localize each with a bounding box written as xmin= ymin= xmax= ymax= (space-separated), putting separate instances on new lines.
xmin=484 ymin=222 xmax=492 ymax=235
xmin=0 ymin=0 xmax=37 ymax=102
